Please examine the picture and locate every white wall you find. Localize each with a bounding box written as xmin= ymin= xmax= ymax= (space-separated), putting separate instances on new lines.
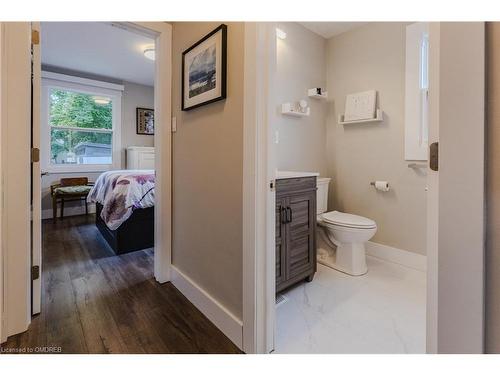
xmin=274 ymin=23 xmax=328 ymax=175
xmin=326 ymin=23 xmax=427 ymax=255
xmin=40 ymin=78 xmax=154 ymax=218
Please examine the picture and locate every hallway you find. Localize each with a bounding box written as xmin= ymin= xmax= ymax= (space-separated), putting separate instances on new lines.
xmin=0 ymin=215 xmax=240 ymax=354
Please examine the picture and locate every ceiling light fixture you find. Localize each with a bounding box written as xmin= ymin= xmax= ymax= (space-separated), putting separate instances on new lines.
xmin=93 ymin=96 xmax=111 ymax=105
xmin=143 ymin=47 xmax=155 ymax=61
xmin=276 ymin=28 xmax=287 ymax=40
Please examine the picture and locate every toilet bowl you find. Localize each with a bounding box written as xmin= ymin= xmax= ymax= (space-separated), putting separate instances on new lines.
xmin=316 ymin=178 xmax=377 ymax=276
xmin=317 ymin=211 xmax=377 ymax=276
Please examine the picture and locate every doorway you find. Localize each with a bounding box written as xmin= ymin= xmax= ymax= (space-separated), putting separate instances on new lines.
xmin=30 ymin=21 xmax=172 ymax=318
xmin=0 ymin=21 xmax=172 ymax=343
xmin=242 ymin=22 xmax=486 ymax=354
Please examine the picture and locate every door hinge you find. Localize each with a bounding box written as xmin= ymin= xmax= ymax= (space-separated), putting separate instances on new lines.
xmin=31 ymin=147 xmax=40 ymax=163
xmin=31 ymin=30 xmax=40 ymax=45
xmin=31 ymin=265 xmax=40 ymax=281
xmin=429 ymin=142 xmax=439 ymax=171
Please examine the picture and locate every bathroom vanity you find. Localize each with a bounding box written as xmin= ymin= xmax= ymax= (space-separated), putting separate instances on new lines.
xmin=275 ymin=172 xmax=318 ymax=293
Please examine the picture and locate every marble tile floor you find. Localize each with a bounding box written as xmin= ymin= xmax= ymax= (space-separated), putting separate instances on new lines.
xmin=275 ymin=256 xmax=426 ymax=354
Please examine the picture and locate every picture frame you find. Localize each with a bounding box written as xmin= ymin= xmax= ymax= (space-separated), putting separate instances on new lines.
xmin=136 ymin=107 xmax=154 ymax=135
xmin=182 ymin=24 xmax=227 ymax=111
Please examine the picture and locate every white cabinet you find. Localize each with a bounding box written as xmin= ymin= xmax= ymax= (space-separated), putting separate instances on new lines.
xmin=126 ymin=146 xmax=155 ymax=170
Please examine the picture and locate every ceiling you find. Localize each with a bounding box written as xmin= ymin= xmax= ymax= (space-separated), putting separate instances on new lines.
xmin=41 ymin=22 xmax=155 ymax=86
xmin=299 ymin=22 xmax=368 ymax=39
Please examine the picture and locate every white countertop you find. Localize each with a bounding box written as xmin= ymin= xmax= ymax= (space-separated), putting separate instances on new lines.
xmin=276 ymin=170 xmax=320 ymax=179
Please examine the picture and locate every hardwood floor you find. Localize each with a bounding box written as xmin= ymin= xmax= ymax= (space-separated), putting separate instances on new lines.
xmin=1 ymin=215 xmax=241 ymax=354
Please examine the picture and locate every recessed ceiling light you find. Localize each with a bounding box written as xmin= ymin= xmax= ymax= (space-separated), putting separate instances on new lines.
xmin=276 ymin=28 xmax=287 ymax=40
xmin=144 ymin=48 xmax=155 ymax=61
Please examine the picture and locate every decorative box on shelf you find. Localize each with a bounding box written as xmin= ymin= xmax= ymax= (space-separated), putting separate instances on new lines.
xmin=307 ymin=88 xmax=328 ymax=100
xmin=281 ymin=102 xmax=310 ymax=117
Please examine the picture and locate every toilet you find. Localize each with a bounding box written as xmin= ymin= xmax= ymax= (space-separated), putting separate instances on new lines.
xmin=316 ymin=178 xmax=377 ymax=276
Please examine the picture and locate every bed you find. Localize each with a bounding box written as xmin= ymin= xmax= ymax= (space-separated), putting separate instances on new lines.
xmin=87 ymin=170 xmax=155 ymax=255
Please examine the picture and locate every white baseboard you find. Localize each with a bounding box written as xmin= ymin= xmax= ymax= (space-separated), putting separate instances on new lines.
xmin=365 ymin=241 xmax=427 ymax=272
xmin=42 ymin=203 xmax=96 ymax=220
xmin=170 ymin=265 xmax=243 ymax=350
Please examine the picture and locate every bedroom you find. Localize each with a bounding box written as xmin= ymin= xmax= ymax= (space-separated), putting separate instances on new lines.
xmin=39 ymin=22 xmax=157 ymax=312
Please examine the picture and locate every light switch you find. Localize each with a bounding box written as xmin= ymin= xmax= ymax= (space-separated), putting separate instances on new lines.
xmin=275 ymin=130 xmax=279 ymax=144
xmin=171 ymin=117 xmax=177 ymax=132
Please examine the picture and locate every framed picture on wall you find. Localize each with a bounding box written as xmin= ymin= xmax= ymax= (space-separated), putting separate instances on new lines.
xmin=182 ymin=24 xmax=227 ymax=111
xmin=136 ymin=107 xmax=154 ymax=135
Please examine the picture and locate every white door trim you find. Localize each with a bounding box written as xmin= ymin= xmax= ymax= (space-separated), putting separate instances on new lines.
xmin=242 ymin=22 xmax=277 ymax=354
xmin=426 ymin=22 xmax=485 ymax=354
xmin=0 ymin=21 xmax=4 ymax=344
xmin=0 ymin=22 xmax=32 ymax=341
xmin=31 ymin=21 xmax=42 ymax=316
xmin=0 ymin=21 xmax=172 ymax=343
xmin=112 ymin=22 xmax=172 ymax=284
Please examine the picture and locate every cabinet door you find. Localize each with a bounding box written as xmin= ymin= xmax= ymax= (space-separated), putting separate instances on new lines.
xmin=275 ymin=198 xmax=287 ymax=286
xmin=285 ymin=191 xmax=316 ymax=280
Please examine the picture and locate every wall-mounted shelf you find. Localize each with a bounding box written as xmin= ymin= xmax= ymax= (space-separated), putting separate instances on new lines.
xmin=281 ymin=102 xmax=310 ymax=117
xmin=307 ymin=88 xmax=328 ymax=100
xmin=338 ymin=109 xmax=384 ymax=125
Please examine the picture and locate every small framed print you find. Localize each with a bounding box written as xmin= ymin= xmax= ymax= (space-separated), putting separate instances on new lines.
xmin=182 ymin=24 xmax=227 ymax=111
xmin=136 ymin=107 xmax=154 ymax=135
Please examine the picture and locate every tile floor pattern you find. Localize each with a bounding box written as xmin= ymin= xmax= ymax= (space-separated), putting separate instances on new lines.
xmin=275 ymin=256 xmax=426 ymax=353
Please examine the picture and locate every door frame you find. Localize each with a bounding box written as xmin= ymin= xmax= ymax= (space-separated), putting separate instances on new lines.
xmin=242 ymin=22 xmax=486 ymax=354
xmin=426 ymin=22 xmax=485 ymax=354
xmin=0 ymin=21 xmax=172 ymax=342
xmin=0 ymin=22 xmax=33 ymax=342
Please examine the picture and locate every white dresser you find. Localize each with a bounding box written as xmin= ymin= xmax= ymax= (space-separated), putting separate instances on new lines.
xmin=126 ymin=146 xmax=155 ymax=170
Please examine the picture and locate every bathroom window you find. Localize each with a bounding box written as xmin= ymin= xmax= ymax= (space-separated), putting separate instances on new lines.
xmin=405 ymin=22 xmax=430 ymax=161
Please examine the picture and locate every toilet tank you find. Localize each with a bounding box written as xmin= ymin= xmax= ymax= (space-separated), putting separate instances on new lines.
xmin=317 ymin=177 xmax=331 ymax=215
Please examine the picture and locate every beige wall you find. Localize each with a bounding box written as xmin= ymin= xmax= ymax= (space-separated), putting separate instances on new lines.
xmin=486 ymin=22 xmax=500 ymax=353
xmin=40 ymin=79 xmax=154 ymax=217
xmin=326 ymin=23 xmax=427 ymax=255
xmin=171 ymin=22 xmax=244 ymax=319
xmin=274 ymin=23 xmax=328 ymax=175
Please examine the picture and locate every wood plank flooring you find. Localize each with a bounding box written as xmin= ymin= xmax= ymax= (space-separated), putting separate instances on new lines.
xmin=1 ymin=215 xmax=241 ymax=354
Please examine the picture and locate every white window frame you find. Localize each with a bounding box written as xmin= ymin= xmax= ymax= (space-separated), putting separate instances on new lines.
xmin=405 ymin=22 xmax=430 ymax=161
xmin=41 ymin=71 xmax=123 ymax=173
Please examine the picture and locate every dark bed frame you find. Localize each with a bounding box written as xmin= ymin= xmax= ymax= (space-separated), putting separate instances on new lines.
xmin=96 ymin=203 xmax=154 ymax=255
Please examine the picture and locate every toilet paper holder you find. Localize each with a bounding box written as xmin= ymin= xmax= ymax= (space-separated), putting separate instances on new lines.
xmin=370 ymin=181 xmax=390 ymax=191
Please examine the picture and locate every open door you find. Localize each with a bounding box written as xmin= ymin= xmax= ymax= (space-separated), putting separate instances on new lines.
xmin=31 ymin=21 xmax=42 ymax=315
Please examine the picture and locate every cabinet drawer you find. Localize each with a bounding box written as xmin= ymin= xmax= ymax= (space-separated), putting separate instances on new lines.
xmin=276 ymin=177 xmax=316 ymax=196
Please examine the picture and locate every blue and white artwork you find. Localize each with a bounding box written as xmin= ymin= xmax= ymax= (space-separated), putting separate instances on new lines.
xmin=188 ymin=44 xmax=216 ymax=99
xmin=182 ymin=24 xmax=227 ymax=111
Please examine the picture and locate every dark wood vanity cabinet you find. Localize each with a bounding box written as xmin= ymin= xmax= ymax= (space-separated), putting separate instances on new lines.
xmin=276 ymin=176 xmax=317 ymax=293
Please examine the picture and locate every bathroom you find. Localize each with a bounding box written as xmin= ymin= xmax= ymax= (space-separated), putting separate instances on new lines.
xmin=271 ymin=22 xmax=427 ymax=353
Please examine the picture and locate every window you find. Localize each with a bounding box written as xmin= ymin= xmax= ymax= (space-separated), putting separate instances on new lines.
xmin=41 ymin=73 xmax=123 ymax=172
xmin=405 ymin=22 xmax=430 ymax=161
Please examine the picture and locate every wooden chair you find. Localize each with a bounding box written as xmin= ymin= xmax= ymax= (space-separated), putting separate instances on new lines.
xmin=50 ymin=177 xmax=94 ymax=223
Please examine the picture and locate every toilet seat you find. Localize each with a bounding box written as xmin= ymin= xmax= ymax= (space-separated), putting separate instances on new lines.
xmin=321 ymin=211 xmax=376 ymax=229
